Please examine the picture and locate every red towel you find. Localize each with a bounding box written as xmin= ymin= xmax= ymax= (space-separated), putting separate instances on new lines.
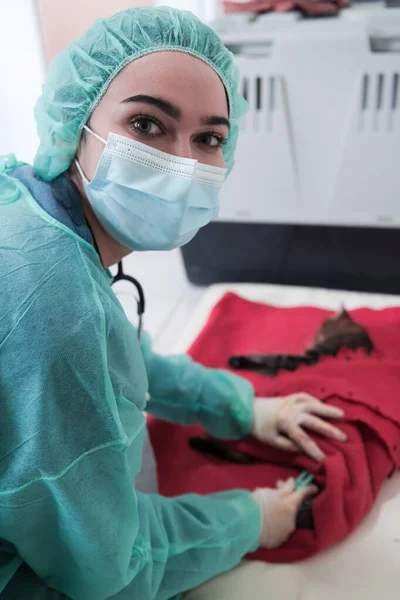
xmin=148 ymin=293 xmax=400 ymax=562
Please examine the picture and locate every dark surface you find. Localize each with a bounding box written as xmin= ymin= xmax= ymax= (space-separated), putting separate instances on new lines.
xmin=189 ymin=436 xmax=259 ymax=465
xmin=296 ymin=498 xmax=315 ymax=529
xmin=181 ymin=222 xmax=400 ymax=294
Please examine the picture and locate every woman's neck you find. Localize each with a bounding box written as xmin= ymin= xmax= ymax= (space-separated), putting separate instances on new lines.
xmin=69 ymin=168 xmax=132 ymax=269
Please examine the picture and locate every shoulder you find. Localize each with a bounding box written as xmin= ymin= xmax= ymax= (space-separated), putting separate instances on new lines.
xmin=0 ymin=156 xmax=113 ymax=371
xmin=0 ymin=175 xmax=22 ymax=207
xmin=0 ymin=182 xmax=104 ymax=350
xmin=0 ymin=155 xmax=32 ymax=204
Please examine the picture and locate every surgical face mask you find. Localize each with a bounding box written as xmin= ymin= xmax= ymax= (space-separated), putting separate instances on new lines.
xmin=75 ymin=126 xmax=227 ymax=251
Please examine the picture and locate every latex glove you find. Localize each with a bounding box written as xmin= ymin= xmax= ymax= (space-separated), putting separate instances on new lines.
xmin=252 ymin=393 xmax=346 ymax=462
xmin=253 ymin=477 xmax=318 ymax=548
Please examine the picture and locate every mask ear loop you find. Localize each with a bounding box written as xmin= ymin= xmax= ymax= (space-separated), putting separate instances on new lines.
xmin=83 ymin=125 xmax=107 ymax=145
xmin=74 ymin=125 xmax=107 ymax=184
xmin=74 ymin=158 xmax=89 ymax=184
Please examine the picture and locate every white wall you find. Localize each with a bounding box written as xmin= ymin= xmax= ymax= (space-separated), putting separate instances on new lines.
xmin=0 ymin=0 xmax=45 ymax=163
xmin=154 ymin=0 xmax=222 ymax=22
xmin=38 ymin=0 xmax=152 ymax=62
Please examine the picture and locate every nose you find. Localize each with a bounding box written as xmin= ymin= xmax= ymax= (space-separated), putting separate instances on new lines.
xmin=169 ymin=137 xmax=193 ymax=160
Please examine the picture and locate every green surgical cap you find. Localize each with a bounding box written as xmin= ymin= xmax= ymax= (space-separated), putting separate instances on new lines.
xmin=34 ymin=6 xmax=247 ymax=182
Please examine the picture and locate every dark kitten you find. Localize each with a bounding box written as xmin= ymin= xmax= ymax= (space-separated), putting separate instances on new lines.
xmin=229 ymin=309 xmax=374 ymax=377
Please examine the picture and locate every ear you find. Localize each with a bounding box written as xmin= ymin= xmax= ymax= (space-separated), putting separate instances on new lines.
xmin=338 ymin=306 xmax=350 ymax=319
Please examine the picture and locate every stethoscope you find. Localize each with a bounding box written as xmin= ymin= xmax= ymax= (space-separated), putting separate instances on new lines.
xmin=86 ymin=222 xmax=145 ymax=340
xmin=112 ymin=261 xmax=145 ymax=340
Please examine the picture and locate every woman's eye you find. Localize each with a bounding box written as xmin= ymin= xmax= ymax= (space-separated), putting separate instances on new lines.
xmin=197 ymin=133 xmax=225 ymax=149
xmin=131 ymin=117 xmax=162 ymax=136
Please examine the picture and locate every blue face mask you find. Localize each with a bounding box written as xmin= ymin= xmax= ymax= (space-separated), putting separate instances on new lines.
xmin=75 ymin=127 xmax=226 ymax=251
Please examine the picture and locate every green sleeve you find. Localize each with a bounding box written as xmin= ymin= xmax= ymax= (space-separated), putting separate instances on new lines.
xmin=141 ymin=332 xmax=255 ymax=439
xmin=3 ymin=443 xmax=260 ymax=600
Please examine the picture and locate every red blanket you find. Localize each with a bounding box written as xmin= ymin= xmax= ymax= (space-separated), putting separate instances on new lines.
xmin=148 ymin=293 xmax=400 ymax=562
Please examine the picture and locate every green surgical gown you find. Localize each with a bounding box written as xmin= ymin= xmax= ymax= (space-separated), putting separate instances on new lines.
xmin=0 ymin=172 xmax=260 ymax=599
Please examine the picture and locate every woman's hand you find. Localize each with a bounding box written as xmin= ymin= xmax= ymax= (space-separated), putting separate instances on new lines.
xmin=252 ymin=393 xmax=346 ymax=462
xmin=253 ymin=477 xmax=318 ymax=549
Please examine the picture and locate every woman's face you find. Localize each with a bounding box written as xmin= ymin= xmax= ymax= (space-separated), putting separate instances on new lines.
xmin=77 ymin=51 xmax=230 ymax=181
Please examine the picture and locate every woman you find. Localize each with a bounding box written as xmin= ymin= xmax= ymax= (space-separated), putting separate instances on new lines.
xmin=0 ymin=7 xmax=346 ymax=599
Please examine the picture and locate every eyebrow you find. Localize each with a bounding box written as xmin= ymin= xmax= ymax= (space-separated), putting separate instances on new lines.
xmin=121 ymin=94 xmax=181 ymax=120
xmin=121 ymin=94 xmax=230 ymax=129
xmin=201 ymin=115 xmax=230 ymax=130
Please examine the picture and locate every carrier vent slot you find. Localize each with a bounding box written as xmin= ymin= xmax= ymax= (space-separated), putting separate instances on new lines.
xmin=376 ymin=73 xmax=384 ymax=110
xmin=359 ymin=73 xmax=399 ymax=131
xmin=241 ymin=75 xmax=280 ymax=133
xmin=242 ymin=77 xmax=249 ymax=102
xmin=361 ymin=74 xmax=369 ymax=111
xmin=269 ymin=77 xmax=275 ymax=112
xmin=391 ymin=73 xmax=399 ymax=110
xmin=255 ymin=77 xmax=262 ymax=111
